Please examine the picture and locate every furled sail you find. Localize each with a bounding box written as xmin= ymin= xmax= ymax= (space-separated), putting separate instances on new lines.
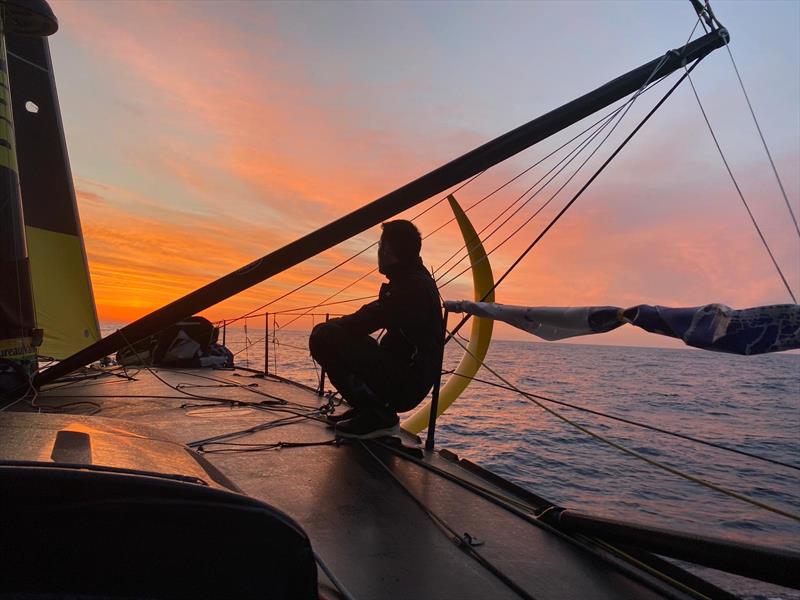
xmin=7 ymin=34 xmax=100 ymax=359
xmin=444 ymin=301 xmax=800 ymax=355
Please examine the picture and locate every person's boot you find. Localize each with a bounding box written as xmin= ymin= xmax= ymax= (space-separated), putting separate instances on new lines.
xmin=334 ymin=410 xmax=400 ymax=440
xmin=325 ymin=406 xmax=360 ymax=425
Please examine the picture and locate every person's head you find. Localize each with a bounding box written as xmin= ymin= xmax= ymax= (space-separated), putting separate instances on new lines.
xmin=379 ymin=220 xmax=421 ymax=274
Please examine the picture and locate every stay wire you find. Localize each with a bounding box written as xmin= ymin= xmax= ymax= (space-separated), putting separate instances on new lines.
xmin=269 ymin=85 xmax=660 ymax=336
xmin=226 ymin=81 xmax=663 ymax=339
xmin=444 ymin=369 xmax=800 ymax=472
xmin=435 ymin=94 xmax=628 ymax=287
xmin=685 ymin=67 xmax=797 ymax=303
xmin=430 ymin=96 xmax=635 ymax=274
xmin=226 ymin=52 xmax=673 ymax=365
xmin=434 ymin=102 xmax=623 ymax=282
xmin=268 ymin=126 xmax=597 ymax=335
xmin=437 ymin=52 xmax=681 ymax=290
xmin=446 ymin=56 xmax=702 ymax=343
xmin=446 ymin=332 xmax=800 ymax=523
xmin=725 ymin=38 xmax=798 ymax=237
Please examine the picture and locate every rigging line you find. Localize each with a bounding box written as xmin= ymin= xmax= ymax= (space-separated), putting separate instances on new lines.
xmin=233 ymin=338 xmax=307 ymax=356
xmin=314 ymin=550 xmax=357 ymax=600
xmin=227 ymin=86 xmax=662 ymax=336
xmin=187 ymin=414 xmax=313 ymax=448
xmin=430 ymin=97 xmax=633 ymax=275
xmin=219 ymin=294 xmax=374 ymax=328
xmin=222 ymin=173 xmax=485 ymax=329
xmin=186 ymin=404 xmax=332 ymax=448
xmin=724 ymin=44 xmax=799 ymax=238
xmin=447 ymin=332 xmax=800 ymax=523
xmin=448 ymin=370 xmax=800 ymax=472
xmin=263 ymin=129 xmax=598 ymax=334
xmin=272 ymin=90 xmax=654 ymax=333
xmin=430 ymin=67 xmax=681 ymax=282
xmin=165 ymin=368 xmax=290 ymax=404
xmin=169 ymin=368 xmax=324 ymax=411
xmin=444 ymin=58 xmax=704 ymax=343
xmin=685 ymin=68 xmax=797 ymax=303
xmin=223 ymin=24 xmax=696 ymax=342
xmin=435 ymin=97 xmax=626 ymax=286
xmin=359 ymin=441 xmax=538 ymax=600
xmin=437 ymin=50 xmax=680 ymax=288
xmin=433 ymin=103 xmax=623 ymax=281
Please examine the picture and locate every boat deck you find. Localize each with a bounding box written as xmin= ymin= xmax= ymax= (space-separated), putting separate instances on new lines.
xmin=6 ymin=366 xmax=688 ymax=599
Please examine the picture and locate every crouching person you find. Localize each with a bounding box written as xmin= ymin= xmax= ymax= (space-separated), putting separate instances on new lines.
xmin=309 ymin=220 xmax=444 ymax=439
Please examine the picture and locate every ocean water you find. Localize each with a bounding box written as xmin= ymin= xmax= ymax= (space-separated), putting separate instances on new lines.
xmin=108 ymin=324 xmax=800 ymax=597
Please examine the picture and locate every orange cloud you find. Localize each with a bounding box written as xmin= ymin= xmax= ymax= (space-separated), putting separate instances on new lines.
xmin=54 ymin=0 xmax=798 ymax=351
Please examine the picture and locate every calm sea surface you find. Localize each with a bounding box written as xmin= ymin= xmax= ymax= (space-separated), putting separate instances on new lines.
xmin=105 ymin=324 xmax=800 ymax=598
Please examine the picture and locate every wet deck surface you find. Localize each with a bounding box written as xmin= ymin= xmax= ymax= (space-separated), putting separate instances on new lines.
xmin=5 ymin=366 xmax=683 ymax=599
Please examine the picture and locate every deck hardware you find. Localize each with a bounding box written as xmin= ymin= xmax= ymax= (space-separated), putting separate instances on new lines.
xmin=462 ymin=532 xmax=484 ymax=547
xmin=264 ymin=313 xmax=269 ymax=377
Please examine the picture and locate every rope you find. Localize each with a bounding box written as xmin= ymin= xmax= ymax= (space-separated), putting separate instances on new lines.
xmin=314 ymin=550 xmax=357 ymax=600
xmin=197 ymin=439 xmax=337 ymax=454
xmin=684 ymin=67 xmax=797 ymax=303
xmin=443 ymin=370 xmax=800 ymax=472
xmin=446 ymin=332 xmax=800 ymax=523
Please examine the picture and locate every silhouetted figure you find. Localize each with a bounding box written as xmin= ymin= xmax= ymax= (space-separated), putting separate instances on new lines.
xmin=309 ymin=220 xmax=443 ymax=439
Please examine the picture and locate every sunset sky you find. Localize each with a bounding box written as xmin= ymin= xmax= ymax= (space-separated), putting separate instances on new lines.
xmin=48 ymin=0 xmax=799 ymax=348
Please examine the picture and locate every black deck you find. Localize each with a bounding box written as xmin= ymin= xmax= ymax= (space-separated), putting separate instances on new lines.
xmin=2 ymin=367 xmax=691 ymax=599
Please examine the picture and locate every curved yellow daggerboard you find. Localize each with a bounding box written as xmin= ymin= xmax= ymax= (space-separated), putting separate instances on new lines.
xmin=401 ymin=194 xmax=495 ymax=434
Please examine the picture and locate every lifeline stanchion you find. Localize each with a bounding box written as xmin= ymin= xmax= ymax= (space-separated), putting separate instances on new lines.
xmin=317 ymin=313 xmax=329 ymax=396
xmin=222 ymin=320 xmax=227 ymax=347
xmin=425 ymin=309 xmax=449 ymax=451
xmin=264 ymin=313 xmax=269 ymax=377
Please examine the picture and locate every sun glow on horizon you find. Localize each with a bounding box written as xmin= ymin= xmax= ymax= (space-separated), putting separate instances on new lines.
xmin=50 ymin=0 xmax=799 ymax=349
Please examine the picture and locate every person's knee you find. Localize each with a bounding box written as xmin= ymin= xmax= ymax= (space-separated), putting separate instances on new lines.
xmin=309 ymin=322 xmax=339 ymax=361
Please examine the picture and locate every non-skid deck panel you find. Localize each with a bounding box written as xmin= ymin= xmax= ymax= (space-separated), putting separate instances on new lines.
xmin=368 ymin=445 xmax=669 ymax=600
xmin=31 ymin=368 xmax=678 ymax=599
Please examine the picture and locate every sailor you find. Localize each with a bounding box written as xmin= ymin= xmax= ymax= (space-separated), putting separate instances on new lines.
xmin=309 ymin=220 xmax=444 ymax=439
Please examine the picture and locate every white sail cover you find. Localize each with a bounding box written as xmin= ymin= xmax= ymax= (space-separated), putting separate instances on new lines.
xmin=444 ymin=301 xmax=800 ymax=355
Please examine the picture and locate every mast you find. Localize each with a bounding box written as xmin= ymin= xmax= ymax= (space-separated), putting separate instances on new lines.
xmin=36 ymin=27 xmax=729 ymax=386
xmin=0 ymin=0 xmax=57 ymax=393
